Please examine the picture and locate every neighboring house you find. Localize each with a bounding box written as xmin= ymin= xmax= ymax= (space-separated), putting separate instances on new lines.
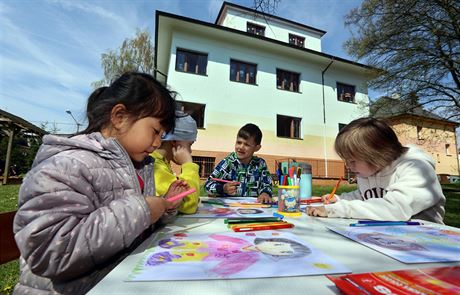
xmin=371 ymin=96 xmax=459 ymax=177
xmin=154 ymin=1 xmax=373 ymax=178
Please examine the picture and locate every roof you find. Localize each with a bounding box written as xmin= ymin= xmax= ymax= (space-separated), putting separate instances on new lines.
xmin=370 ymin=97 xmax=458 ymax=126
xmin=0 ymin=109 xmax=47 ymax=135
xmin=215 ymin=1 xmax=327 ymax=37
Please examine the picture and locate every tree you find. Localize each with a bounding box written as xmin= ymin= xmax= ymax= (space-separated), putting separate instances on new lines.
xmin=92 ymin=29 xmax=155 ymax=88
xmin=344 ymin=0 xmax=460 ymax=122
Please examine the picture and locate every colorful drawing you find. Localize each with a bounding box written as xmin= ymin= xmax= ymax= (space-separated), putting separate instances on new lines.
xmin=127 ymin=231 xmax=350 ymax=281
xmin=180 ymin=204 xmax=274 ymax=218
xmin=328 ymin=224 xmax=460 ymax=263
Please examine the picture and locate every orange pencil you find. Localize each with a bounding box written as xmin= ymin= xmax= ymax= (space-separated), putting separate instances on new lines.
xmin=327 ymin=177 xmax=343 ymax=203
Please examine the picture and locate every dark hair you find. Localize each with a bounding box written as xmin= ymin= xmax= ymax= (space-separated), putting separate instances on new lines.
xmin=80 ymin=72 xmax=176 ymax=134
xmin=335 ymin=117 xmax=408 ymax=171
xmin=237 ymin=123 xmax=262 ymax=145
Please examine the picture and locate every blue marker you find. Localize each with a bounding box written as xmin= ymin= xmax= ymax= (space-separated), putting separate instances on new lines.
xmin=273 ymin=212 xmax=284 ymax=219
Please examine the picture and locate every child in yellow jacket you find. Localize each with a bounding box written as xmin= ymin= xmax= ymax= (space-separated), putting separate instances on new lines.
xmin=151 ymin=112 xmax=200 ymax=214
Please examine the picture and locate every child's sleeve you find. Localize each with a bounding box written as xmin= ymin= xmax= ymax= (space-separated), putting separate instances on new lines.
xmin=337 ymin=189 xmax=362 ymax=201
xmin=325 ymin=159 xmax=444 ymax=221
xmin=204 ymin=159 xmax=228 ymax=196
xmin=177 ymin=162 xmax=200 ymax=214
xmin=257 ymin=160 xmax=273 ymax=196
xmin=153 ymin=160 xmax=178 ymax=197
xmin=13 ymin=157 xmax=152 ymax=281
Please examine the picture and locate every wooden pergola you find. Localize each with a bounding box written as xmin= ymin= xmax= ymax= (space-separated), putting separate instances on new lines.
xmin=0 ymin=109 xmax=47 ymax=185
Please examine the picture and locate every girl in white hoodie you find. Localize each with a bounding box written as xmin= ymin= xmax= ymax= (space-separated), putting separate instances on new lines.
xmin=306 ymin=117 xmax=445 ymax=223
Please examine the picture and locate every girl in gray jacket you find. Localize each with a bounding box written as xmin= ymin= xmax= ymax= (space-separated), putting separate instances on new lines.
xmin=13 ymin=72 xmax=189 ymax=294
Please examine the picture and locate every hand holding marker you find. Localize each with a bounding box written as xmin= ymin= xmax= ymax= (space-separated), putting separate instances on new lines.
xmin=167 ymin=188 xmax=196 ymax=202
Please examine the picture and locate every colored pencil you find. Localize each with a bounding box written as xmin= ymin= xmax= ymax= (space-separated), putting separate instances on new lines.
xmin=166 ymin=188 xmax=196 ymax=202
xmin=229 ymin=221 xmax=288 ymax=228
xmin=210 ymin=177 xmax=241 ymax=184
xmin=327 ymin=177 xmax=343 ymax=202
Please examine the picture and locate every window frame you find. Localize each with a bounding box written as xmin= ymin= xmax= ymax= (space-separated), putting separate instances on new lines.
xmin=192 ymin=156 xmax=215 ymax=178
xmin=229 ymin=59 xmax=257 ymax=85
xmin=176 ymin=101 xmax=206 ymax=129
xmin=288 ymin=33 xmax=305 ymax=48
xmin=276 ymin=114 xmax=302 ymax=139
xmin=175 ymin=48 xmax=208 ymax=76
xmin=276 ymin=69 xmax=301 ymax=92
xmin=246 ymin=22 xmax=265 ymax=36
xmin=336 ymin=82 xmax=356 ymax=103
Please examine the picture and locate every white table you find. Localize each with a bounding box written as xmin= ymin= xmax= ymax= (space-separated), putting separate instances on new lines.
xmin=87 ymin=213 xmax=460 ymax=295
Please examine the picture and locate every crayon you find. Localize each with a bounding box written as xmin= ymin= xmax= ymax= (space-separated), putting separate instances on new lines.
xmin=225 ymin=217 xmax=281 ymax=224
xmin=272 ymin=212 xmax=285 ymax=219
xmin=166 ymin=188 xmax=196 ymax=202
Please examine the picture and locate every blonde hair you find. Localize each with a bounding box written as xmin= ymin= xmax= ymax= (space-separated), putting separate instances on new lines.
xmin=335 ymin=117 xmax=408 ymax=171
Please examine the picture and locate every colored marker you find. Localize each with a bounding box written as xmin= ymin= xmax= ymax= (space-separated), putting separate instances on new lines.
xmin=272 ymin=212 xmax=285 ymax=219
xmin=349 ymin=221 xmax=422 ymax=227
xmin=211 ymin=178 xmax=241 ymax=184
xmin=166 ymin=188 xmax=196 ymax=203
xmin=232 ymin=223 xmax=294 ymax=232
xmin=357 ymin=220 xmax=411 ymax=224
xmin=302 ymin=198 xmax=323 ymax=205
xmin=201 ymin=199 xmax=228 ymax=206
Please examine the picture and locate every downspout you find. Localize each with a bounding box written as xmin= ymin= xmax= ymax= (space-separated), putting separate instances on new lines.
xmin=321 ymin=58 xmax=334 ymax=178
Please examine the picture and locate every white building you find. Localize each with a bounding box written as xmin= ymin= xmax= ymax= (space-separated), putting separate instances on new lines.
xmin=154 ymin=1 xmax=372 ymax=178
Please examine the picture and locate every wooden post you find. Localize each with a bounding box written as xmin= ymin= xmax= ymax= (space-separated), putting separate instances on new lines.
xmin=2 ymin=129 xmax=14 ymax=185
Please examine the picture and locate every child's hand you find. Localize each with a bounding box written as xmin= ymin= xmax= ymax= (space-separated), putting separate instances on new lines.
xmin=165 ymin=180 xmax=190 ymax=207
xmin=144 ymin=196 xmax=169 ymax=223
xmin=306 ymin=205 xmax=328 ymax=217
xmin=172 ymin=144 xmax=192 ymax=165
xmin=322 ymin=194 xmax=338 ymax=204
xmin=223 ymin=182 xmax=239 ymax=195
xmin=257 ymin=193 xmax=272 ymax=204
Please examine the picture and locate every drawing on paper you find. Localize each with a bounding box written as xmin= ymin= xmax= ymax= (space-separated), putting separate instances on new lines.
xmin=180 ymin=204 xmax=273 ymax=218
xmin=328 ymin=225 xmax=460 ymax=263
xmin=127 ymin=231 xmax=350 ymax=281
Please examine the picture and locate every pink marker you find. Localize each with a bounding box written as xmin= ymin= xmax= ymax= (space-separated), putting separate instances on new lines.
xmin=166 ymin=188 xmax=196 ymax=203
xmin=211 ymin=177 xmax=240 ymax=184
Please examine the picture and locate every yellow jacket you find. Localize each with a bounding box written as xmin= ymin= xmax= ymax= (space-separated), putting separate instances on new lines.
xmin=151 ymin=151 xmax=200 ymax=214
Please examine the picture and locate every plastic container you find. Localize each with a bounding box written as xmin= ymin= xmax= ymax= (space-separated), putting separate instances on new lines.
xmin=277 ymin=185 xmax=300 ymax=213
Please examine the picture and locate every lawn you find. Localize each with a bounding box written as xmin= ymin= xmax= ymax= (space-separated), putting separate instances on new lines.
xmin=1 ymin=183 xmax=459 ymax=293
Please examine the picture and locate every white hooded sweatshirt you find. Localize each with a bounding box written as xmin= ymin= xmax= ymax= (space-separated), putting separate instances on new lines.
xmin=325 ymin=146 xmax=446 ymax=223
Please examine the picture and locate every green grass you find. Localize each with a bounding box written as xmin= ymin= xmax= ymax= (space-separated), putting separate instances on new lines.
xmin=1 ymin=183 xmax=459 ymax=293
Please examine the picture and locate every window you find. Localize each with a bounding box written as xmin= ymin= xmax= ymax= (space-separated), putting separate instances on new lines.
xmin=417 ymin=126 xmax=424 ymax=140
xmin=337 ymin=82 xmax=356 ymax=103
xmin=230 ymin=60 xmax=257 ymax=84
xmin=289 ymin=33 xmax=305 ymax=48
xmin=277 ymin=115 xmax=301 ymax=139
xmin=277 ymin=69 xmax=300 ymax=92
xmin=192 ymin=156 xmax=215 ymax=178
xmin=247 ymin=22 xmax=265 ymax=36
xmin=176 ymin=49 xmax=207 ymax=75
xmin=176 ymin=101 xmax=205 ymax=128
xmin=445 ymin=143 xmax=451 ymax=156
xmin=338 ymin=123 xmax=347 ymax=132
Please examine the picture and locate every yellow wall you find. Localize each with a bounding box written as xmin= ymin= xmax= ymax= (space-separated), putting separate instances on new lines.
xmin=389 ymin=117 xmax=459 ymax=175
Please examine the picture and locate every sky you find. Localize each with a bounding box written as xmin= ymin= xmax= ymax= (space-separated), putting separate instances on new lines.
xmin=0 ymin=0 xmax=367 ymax=134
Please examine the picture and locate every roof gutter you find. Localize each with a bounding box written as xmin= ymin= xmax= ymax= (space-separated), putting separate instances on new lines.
xmin=321 ymin=58 xmax=334 ymax=177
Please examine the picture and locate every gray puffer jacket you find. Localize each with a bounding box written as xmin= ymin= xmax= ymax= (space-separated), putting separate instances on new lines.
xmin=13 ymin=132 xmax=175 ymax=294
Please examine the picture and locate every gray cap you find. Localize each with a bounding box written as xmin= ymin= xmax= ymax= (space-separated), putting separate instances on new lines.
xmin=162 ymin=111 xmax=198 ymax=141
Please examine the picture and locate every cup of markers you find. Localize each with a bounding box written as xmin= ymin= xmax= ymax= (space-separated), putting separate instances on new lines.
xmin=277 ymin=185 xmax=300 ymax=215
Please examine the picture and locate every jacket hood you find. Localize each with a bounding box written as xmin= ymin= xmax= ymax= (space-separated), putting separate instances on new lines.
xmin=378 ymin=145 xmax=435 ymax=177
xmin=32 ymin=133 xmax=123 ymax=168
